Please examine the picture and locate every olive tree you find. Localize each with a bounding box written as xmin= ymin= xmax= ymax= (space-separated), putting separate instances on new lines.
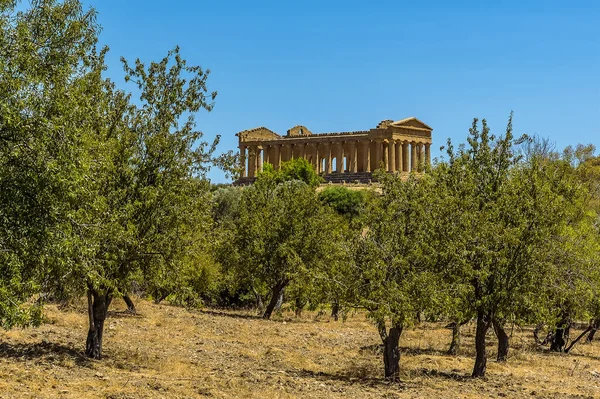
xmin=349 ymin=171 xmax=443 ymax=380
xmin=438 ymin=115 xmax=585 ymax=376
xmin=219 ymin=162 xmax=340 ymax=319
xmin=0 ymin=0 xmax=101 ymax=328
xmin=76 ymin=46 xmax=218 ymax=359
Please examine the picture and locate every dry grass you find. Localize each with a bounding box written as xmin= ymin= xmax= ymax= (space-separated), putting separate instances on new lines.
xmin=1 ymin=299 xmax=600 ymax=398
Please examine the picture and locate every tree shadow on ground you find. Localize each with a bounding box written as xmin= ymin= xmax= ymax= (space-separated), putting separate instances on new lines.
xmin=290 ymin=367 xmax=467 ymax=388
xmin=199 ymin=309 xmax=261 ymax=321
xmin=546 ymin=348 xmax=600 ymax=361
xmin=107 ymin=310 xmax=143 ymax=319
xmin=289 ymin=368 xmax=399 ymax=389
xmin=0 ymin=341 xmax=91 ymax=367
xmin=359 ymin=343 xmax=449 ymax=357
xmin=413 ymin=368 xmax=470 ymax=381
xmin=400 ymin=346 xmax=450 ymax=357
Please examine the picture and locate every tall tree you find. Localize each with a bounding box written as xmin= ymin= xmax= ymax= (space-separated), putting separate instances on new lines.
xmin=349 ymin=172 xmax=442 ymax=380
xmin=0 ymin=0 xmax=100 ymax=328
xmin=76 ymin=46 xmax=218 ymax=359
xmin=439 ymin=115 xmax=585 ymax=376
xmin=219 ymin=167 xmax=339 ymax=319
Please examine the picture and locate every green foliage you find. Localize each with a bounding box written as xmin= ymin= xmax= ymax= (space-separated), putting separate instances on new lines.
xmin=0 ymin=0 xmax=224 ymax=339
xmin=217 ymin=171 xmax=340 ymax=317
xmin=261 ymin=157 xmax=323 ymax=188
xmin=350 ymin=173 xmax=443 ymax=330
xmin=319 ymin=186 xmax=367 ymax=219
xmin=0 ymin=0 xmax=101 ymax=327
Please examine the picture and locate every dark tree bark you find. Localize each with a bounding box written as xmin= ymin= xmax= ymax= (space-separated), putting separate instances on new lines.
xmin=153 ymin=290 xmax=169 ymax=304
xmin=493 ymin=318 xmax=509 ymax=362
xmin=565 ymin=325 xmax=593 ymax=353
xmin=472 ymin=310 xmax=492 ymax=378
xmin=85 ymin=288 xmax=112 ymax=359
xmin=123 ymin=295 xmax=136 ymax=313
xmin=263 ymin=282 xmax=286 ymax=319
xmin=448 ymin=322 xmax=461 ymax=356
xmin=550 ymin=317 xmax=570 ymax=352
xmin=331 ymin=302 xmax=340 ymax=321
xmin=447 ymin=319 xmax=469 ymax=355
xmin=586 ymin=319 xmax=599 ymax=343
xmin=378 ymin=322 xmax=403 ymax=381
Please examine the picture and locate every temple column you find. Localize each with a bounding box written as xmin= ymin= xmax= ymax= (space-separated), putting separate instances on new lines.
xmin=239 ymin=146 xmax=247 ymax=178
xmin=326 ymin=143 xmax=333 ymax=174
xmin=256 ymin=146 xmax=263 ymax=173
xmin=284 ymin=143 xmax=293 ymax=163
xmin=395 ymin=141 xmax=402 ymax=172
xmin=308 ymin=143 xmax=316 ymax=171
xmin=247 ymin=146 xmax=257 ymax=178
xmin=349 ymin=141 xmax=357 ymax=172
xmin=414 ymin=143 xmax=420 ymax=172
xmin=425 ymin=143 xmax=431 ymax=167
xmin=411 ymin=142 xmax=417 ymax=172
xmin=417 ymin=143 xmax=424 ymax=172
xmin=273 ymin=144 xmax=281 ymax=170
xmin=279 ymin=144 xmax=285 ymax=163
xmin=318 ymin=146 xmax=324 ymax=173
xmin=315 ymin=144 xmax=321 ymax=173
xmin=388 ymin=140 xmax=396 ymax=172
xmin=264 ymin=145 xmax=270 ymax=166
xmin=374 ymin=141 xmax=381 ymax=171
xmin=402 ymin=141 xmax=409 ymax=172
xmin=299 ymin=143 xmax=306 ymax=160
xmin=381 ymin=141 xmax=388 ymax=171
xmin=336 ymin=142 xmax=344 ymax=173
xmin=317 ymin=145 xmax=321 ymax=172
xmin=363 ymin=141 xmax=371 ymax=172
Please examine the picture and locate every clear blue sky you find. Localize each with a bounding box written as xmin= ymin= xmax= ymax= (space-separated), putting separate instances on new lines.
xmin=81 ymin=0 xmax=599 ymax=183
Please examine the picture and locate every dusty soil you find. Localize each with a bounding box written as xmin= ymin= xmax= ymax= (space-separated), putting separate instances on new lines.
xmin=1 ymin=299 xmax=599 ymax=398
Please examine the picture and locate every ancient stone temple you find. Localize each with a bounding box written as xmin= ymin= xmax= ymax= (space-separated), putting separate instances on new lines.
xmin=236 ymin=117 xmax=433 ymax=184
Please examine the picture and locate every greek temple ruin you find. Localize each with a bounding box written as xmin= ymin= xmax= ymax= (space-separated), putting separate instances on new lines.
xmin=235 ymin=117 xmax=433 ymax=184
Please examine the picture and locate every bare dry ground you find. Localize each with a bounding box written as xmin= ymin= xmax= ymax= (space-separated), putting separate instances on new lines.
xmin=1 ymin=299 xmax=600 ymax=398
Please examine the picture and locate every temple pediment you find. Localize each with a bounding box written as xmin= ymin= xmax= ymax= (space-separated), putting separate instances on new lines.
xmin=287 ymin=125 xmax=313 ymax=137
xmin=390 ymin=117 xmax=433 ymax=131
xmin=237 ymin=127 xmax=281 ymax=142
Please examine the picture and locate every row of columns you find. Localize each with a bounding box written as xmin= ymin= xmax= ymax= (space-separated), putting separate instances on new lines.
xmin=240 ymin=140 xmax=431 ymax=178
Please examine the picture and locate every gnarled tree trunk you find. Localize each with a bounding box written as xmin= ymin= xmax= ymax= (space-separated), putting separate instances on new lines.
xmin=566 ymin=325 xmax=593 ymax=353
xmin=378 ymin=322 xmax=403 ymax=381
xmin=85 ymin=288 xmax=112 ymax=359
xmin=123 ymin=295 xmax=136 ymax=313
xmin=493 ymin=318 xmax=509 ymax=362
xmin=331 ymin=302 xmax=340 ymax=321
xmin=550 ymin=317 xmax=570 ymax=352
xmin=586 ymin=319 xmax=599 ymax=343
xmin=262 ymin=282 xmax=286 ymax=319
xmin=472 ymin=310 xmax=491 ymax=378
